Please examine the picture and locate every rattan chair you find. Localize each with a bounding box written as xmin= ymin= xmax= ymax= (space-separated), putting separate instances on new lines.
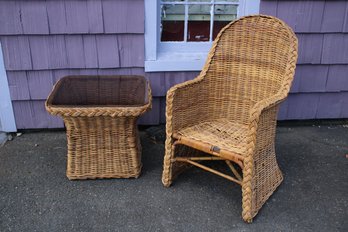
xmin=162 ymin=15 xmax=298 ymax=222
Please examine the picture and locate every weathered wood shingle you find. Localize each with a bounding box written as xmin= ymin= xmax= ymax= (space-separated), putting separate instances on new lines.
xmin=289 ymin=71 xmax=300 ymax=93
xmin=7 ymin=71 xmax=30 ymax=101
xmin=86 ymin=0 xmax=104 ymax=33
xmin=2 ymin=34 xmax=146 ymax=71
xmin=118 ymin=35 xmax=144 ymax=67
xmin=66 ymin=35 xmax=86 ymax=68
xmin=277 ymin=0 xmax=325 ymax=33
xmin=102 ymin=0 xmax=144 ymax=34
xmin=83 ymin=35 xmax=99 ymax=68
xmin=341 ymin=93 xmax=348 ymax=117
xmin=259 ymin=0 xmax=277 ymax=16
xmin=29 ymin=35 xmax=67 ymax=70
xmin=286 ymin=94 xmax=320 ymax=119
xmin=12 ymin=101 xmax=35 ymax=129
xmin=27 ymin=71 xmax=54 ymax=100
xmin=145 ymin=72 xmax=166 ymax=97
xmin=297 ymin=34 xmax=323 ymax=64
xmin=322 ymin=34 xmax=348 ymax=64
xmin=46 ymin=0 xmax=67 ymax=34
xmin=65 ymin=0 xmax=89 ymax=34
xmin=321 ymin=1 xmax=347 ymax=33
xmin=316 ymin=93 xmax=343 ymax=118
xmin=1 ymin=36 xmax=32 ymax=70
xmin=20 ymin=1 xmax=49 ymax=34
xmin=277 ymin=100 xmax=288 ymax=120
xmin=13 ymin=101 xmax=64 ymax=129
xmin=326 ymin=65 xmax=348 ymax=92
xmin=165 ymin=72 xmax=198 ymax=93
xmin=0 ymin=1 xmax=22 ymax=35
xmin=96 ymin=35 xmax=120 ymax=68
xmin=297 ymin=65 xmax=328 ymax=93
xmin=343 ymin=6 xmax=348 ymax=33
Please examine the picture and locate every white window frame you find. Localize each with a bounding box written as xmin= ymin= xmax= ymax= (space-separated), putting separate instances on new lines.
xmin=144 ymin=0 xmax=260 ymax=72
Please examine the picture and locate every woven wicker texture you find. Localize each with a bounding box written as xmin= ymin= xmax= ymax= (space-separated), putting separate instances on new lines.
xmin=46 ymin=75 xmax=152 ymax=180
xmin=162 ymin=15 xmax=298 ymax=222
xmin=176 ymin=119 xmax=250 ymax=155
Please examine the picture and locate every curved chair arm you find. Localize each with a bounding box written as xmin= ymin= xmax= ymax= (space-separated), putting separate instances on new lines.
xmin=248 ymin=93 xmax=287 ymax=125
xmin=254 ymin=95 xmax=285 ymax=143
xmin=243 ymin=93 xmax=287 ymax=166
xmin=166 ymin=75 xmax=207 ymax=137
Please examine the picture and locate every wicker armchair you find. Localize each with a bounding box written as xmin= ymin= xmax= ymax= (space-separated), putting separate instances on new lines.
xmin=162 ymin=15 xmax=298 ymax=222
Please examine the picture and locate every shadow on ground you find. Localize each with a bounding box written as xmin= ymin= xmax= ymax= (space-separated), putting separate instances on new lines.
xmin=0 ymin=125 xmax=347 ymax=231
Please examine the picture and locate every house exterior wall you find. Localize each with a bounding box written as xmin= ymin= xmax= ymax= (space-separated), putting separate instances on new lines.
xmin=0 ymin=0 xmax=347 ymax=129
xmin=261 ymin=0 xmax=348 ymax=119
xmin=0 ymin=0 xmax=151 ymax=129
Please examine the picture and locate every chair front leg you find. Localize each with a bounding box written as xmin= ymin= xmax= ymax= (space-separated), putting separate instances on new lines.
xmin=162 ymin=137 xmax=206 ymax=187
xmin=241 ymin=149 xmax=256 ymax=223
xmin=162 ymin=136 xmax=175 ymax=187
xmin=242 ymin=104 xmax=283 ymax=223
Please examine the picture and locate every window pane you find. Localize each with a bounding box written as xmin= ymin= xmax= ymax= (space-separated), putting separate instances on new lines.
xmin=213 ymin=4 xmax=237 ymax=40
xmin=187 ymin=4 xmax=211 ymax=42
xmin=161 ymin=5 xmax=185 ymax=41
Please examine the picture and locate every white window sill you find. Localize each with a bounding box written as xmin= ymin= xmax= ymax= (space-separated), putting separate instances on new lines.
xmin=145 ymin=52 xmax=208 ymax=72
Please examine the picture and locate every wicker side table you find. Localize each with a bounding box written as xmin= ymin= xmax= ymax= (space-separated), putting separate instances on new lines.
xmin=46 ymin=75 xmax=152 ymax=180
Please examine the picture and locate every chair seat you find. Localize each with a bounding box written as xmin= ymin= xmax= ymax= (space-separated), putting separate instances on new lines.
xmin=175 ymin=119 xmax=250 ymax=157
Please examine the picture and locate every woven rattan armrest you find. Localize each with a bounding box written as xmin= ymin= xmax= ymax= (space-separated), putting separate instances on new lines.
xmin=166 ymin=76 xmax=206 ymax=132
xmin=248 ymin=93 xmax=287 ymax=125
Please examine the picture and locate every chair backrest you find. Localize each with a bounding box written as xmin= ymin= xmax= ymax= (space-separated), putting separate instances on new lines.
xmin=202 ymin=15 xmax=298 ymax=117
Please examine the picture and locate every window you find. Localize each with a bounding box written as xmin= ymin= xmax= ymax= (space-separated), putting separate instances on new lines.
xmin=145 ymin=0 xmax=260 ymax=72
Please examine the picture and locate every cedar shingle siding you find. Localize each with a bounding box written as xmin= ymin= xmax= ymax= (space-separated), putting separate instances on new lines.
xmin=0 ymin=0 xmax=149 ymax=128
xmin=261 ymin=0 xmax=348 ymax=119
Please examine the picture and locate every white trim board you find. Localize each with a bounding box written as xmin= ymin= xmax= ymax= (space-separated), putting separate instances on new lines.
xmin=0 ymin=42 xmax=16 ymax=132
